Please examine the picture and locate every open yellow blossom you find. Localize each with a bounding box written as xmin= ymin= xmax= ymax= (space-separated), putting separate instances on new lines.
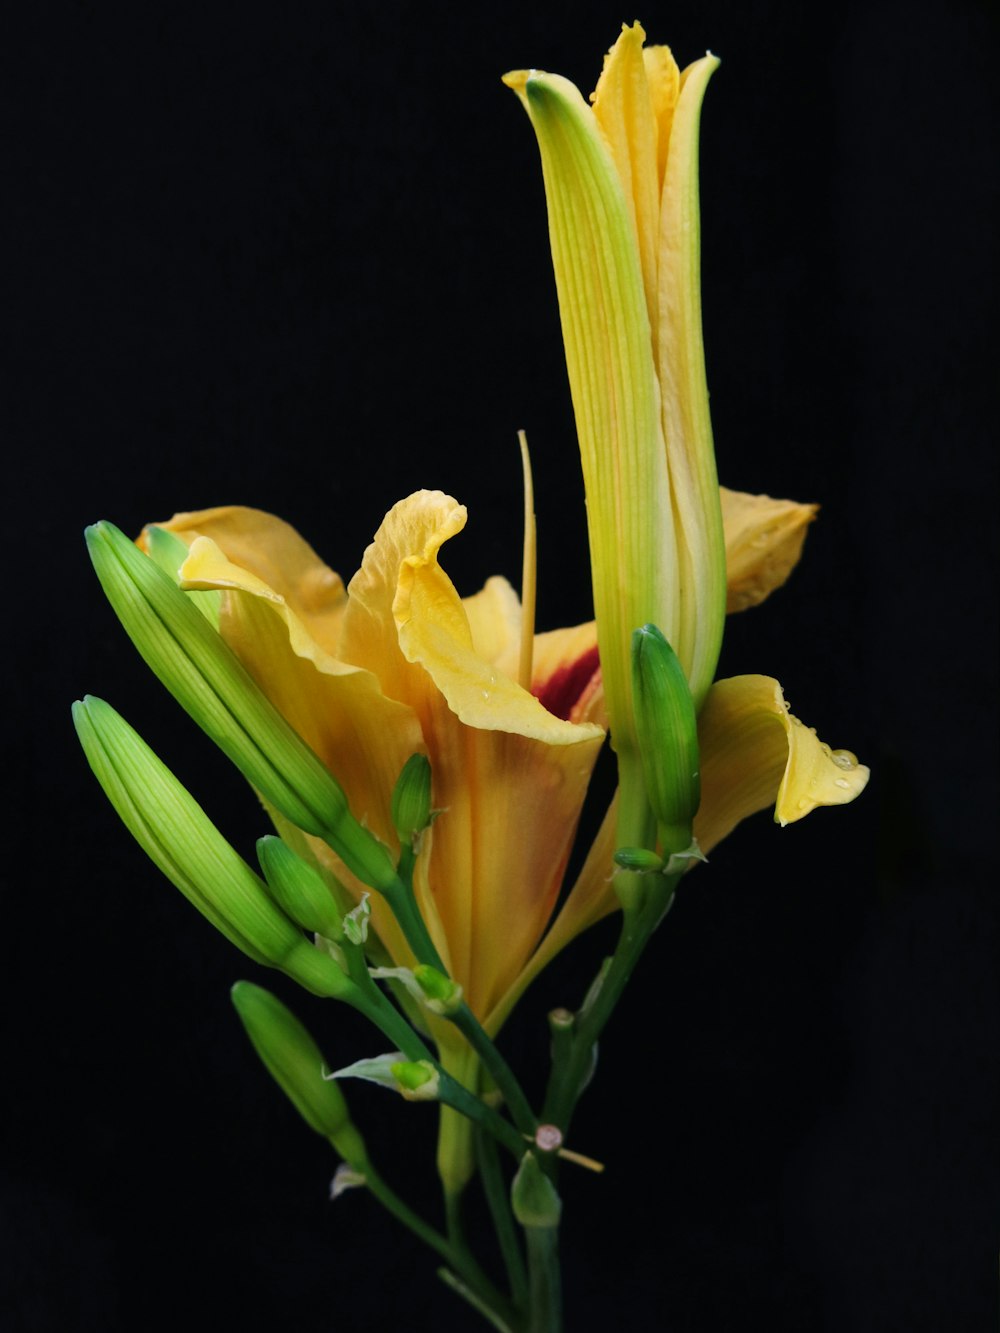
xmin=144 ymin=493 xmax=604 ymax=1027
xmin=143 ymin=487 xmax=864 ymax=1042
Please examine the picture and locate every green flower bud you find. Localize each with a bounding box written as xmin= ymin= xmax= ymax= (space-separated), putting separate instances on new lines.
xmin=257 ymin=835 xmax=344 ymax=940
xmin=85 ymin=522 xmax=399 ymax=893
xmin=511 ymin=1152 xmax=562 ymax=1228
xmin=86 ymin=521 xmax=347 ymax=837
xmin=231 ymin=981 xmax=367 ymax=1168
xmin=73 ymin=696 xmax=352 ymax=999
xmin=368 ymin=964 xmax=463 ymax=1017
xmin=390 ymin=753 xmax=433 ymax=847
xmin=412 ymin=964 xmax=463 ymax=1016
xmin=389 ymin=1060 xmax=440 ymax=1101
xmin=613 ymin=846 xmax=665 ymax=872
xmin=327 ymin=1053 xmax=440 ymax=1102
xmin=630 ymin=624 xmax=701 ymax=853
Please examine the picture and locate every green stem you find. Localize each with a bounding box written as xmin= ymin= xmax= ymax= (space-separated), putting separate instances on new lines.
xmin=437 ymin=1269 xmax=519 ymax=1333
xmin=524 ymin=1226 xmax=562 ymax=1333
xmin=361 ymin=1161 xmax=513 ymax=1325
xmin=450 ymin=1004 xmax=538 ymax=1138
xmin=476 ymin=1127 xmax=529 ymax=1311
xmin=387 ymin=867 xmax=539 ymax=1140
xmin=544 ymin=874 xmax=677 ymax=1134
xmin=350 ymin=974 xmax=525 ymax=1158
xmin=445 ymin=1189 xmax=510 ymax=1319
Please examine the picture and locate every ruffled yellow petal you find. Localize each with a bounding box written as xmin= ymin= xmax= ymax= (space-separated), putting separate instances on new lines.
xmin=721 ymin=487 xmax=818 ymax=613
xmin=337 ymin=490 xmax=467 ymax=709
xmin=391 ymin=493 xmax=602 ymax=746
xmin=338 ymin=492 xmax=604 ymax=1017
xmin=139 ymin=506 xmax=347 ymax=656
xmin=696 ymin=675 xmax=869 ymax=850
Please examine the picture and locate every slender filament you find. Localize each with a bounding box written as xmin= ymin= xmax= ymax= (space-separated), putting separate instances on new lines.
xmin=518 ymin=429 xmax=537 ymax=693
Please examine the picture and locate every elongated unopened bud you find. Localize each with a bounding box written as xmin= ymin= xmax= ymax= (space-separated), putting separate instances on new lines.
xmin=390 ymin=753 xmax=433 ymax=847
xmin=257 ymin=836 xmax=344 ymax=940
xmin=72 ymin=695 xmax=352 ymax=999
xmin=85 ymin=522 xmax=398 ymax=892
xmin=231 ymin=981 xmax=367 ymax=1167
xmin=631 ymin=624 xmax=701 ymax=852
xmin=86 ymin=521 xmax=348 ymax=837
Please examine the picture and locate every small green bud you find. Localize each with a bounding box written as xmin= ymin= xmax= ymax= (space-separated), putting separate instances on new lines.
xmin=231 ymin=982 xmax=365 ymax=1167
xmin=390 ymin=753 xmax=433 ymax=847
xmin=73 ymin=696 xmax=352 ymax=1000
xmin=412 ymin=964 xmax=463 ymax=1015
xmin=631 ymin=624 xmax=701 ymax=853
xmin=369 ymin=964 xmax=463 ymax=1017
xmin=257 ymin=835 xmax=343 ymax=940
xmin=613 ymin=846 xmax=665 ymax=872
xmin=389 ymin=1060 xmax=440 ymax=1101
xmin=327 ymin=1052 xmax=440 ymax=1102
xmin=511 ymin=1152 xmax=562 ymax=1228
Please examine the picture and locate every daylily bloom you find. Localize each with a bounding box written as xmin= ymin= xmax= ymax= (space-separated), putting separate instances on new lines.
xmin=139 ymin=494 xmax=607 ymax=1040
xmin=138 ymin=488 xmax=863 ymax=1045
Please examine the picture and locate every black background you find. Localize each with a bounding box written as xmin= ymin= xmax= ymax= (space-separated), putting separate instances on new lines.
xmin=5 ymin=1 xmax=998 ymax=1330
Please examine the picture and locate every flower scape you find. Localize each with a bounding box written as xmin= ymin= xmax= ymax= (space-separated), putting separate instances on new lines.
xmin=75 ymin=23 xmax=867 ymax=1332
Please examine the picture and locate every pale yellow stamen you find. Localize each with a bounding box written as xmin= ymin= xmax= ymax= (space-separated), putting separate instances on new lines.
xmin=557 ymin=1146 xmax=605 ymax=1174
xmin=518 ymin=429 xmax=537 ymax=692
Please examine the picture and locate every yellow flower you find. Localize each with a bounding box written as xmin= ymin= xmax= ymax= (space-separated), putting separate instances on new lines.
xmin=141 ymin=485 xmax=862 ymax=1041
xmin=142 ymin=493 xmax=606 ymax=1032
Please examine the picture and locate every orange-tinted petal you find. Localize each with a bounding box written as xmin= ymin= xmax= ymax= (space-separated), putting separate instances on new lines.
xmin=721 ymin=487 xmax=819 ymax=613
xmin=140 ymin=506 xmax=347 ymax=656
